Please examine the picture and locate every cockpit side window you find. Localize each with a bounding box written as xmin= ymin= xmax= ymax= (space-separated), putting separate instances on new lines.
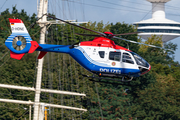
xmin=99 ymin=51 xmax=105 ymax=58
xmin=131 ymin=52 xmax=149 ymax=68
xmin=122 ymin=53 xmax=134 ymax=64
xmin=109 ymin=52 xmax=121 ymax=61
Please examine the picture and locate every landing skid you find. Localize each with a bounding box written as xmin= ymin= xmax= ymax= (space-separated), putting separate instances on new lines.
xmin=82 ymin=74 xmax=133 ymax=85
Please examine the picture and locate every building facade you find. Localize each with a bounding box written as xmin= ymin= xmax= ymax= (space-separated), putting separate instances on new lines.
xmin=134 ymin=0 xmax=180 ymax=43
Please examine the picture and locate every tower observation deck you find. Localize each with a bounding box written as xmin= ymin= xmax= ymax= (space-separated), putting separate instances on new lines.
xmin=134 ymin=0 xmax=180 ymax=43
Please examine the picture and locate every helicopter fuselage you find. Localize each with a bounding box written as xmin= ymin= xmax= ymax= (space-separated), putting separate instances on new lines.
xmin=36 ymin=37 xmax=151 ymax=78
xmin=5 ymin=18 xmax=151 ymax=79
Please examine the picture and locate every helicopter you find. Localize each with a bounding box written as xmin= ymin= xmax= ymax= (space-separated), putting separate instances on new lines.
xmin=5 ymin=15 xmax=169 ymax=82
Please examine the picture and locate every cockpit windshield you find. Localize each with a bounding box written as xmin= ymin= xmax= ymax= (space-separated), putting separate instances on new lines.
xmin=130 ymin=52 xmax=149 ymax=68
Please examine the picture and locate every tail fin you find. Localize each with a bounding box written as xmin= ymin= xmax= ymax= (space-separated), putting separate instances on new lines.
xmin=9 ymin=18 xmax=29 ymax=33
xmin=5 ymin=18 xmax=39 ymax=60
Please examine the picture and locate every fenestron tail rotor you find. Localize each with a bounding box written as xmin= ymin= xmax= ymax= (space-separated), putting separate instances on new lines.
xmin=12 ymin=36 xmax=26 ymax=51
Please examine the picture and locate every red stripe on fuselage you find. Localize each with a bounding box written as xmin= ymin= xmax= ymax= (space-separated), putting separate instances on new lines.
xmin=80 ymin=37 xmax=131 ymax=51
xmin=141 ymin=65 xmax=151 ymax=75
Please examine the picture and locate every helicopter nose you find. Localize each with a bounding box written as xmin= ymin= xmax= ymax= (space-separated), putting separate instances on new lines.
xmin=140 ymin=64 xmax=151 ymax=76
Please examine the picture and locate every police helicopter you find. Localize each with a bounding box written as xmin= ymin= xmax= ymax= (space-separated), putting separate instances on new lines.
xmin=5 ymin=15 xmax=170 ymax=83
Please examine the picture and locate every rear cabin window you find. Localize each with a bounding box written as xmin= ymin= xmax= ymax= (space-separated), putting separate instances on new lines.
xmin=122 ymin=53 xmax=134 ymax=64
xmin=99 ymin=51 xmax=105 ymax=58
xmin=109 ymin=52 xmax=121 ymax=61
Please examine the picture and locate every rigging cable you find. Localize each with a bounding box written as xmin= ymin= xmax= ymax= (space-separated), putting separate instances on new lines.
xmin=0 ymin=0 xmax=8 ymax=13
xmin=17 ymin=109 xmax=29 ymax=120
xmin=67 ymin=0 xmax=73 ymax=20
xmin=66 ymin=23 xmax=73 ymax=119
xmin=97 ymin=0 xmax=150 ymax=12
xmin=81 ymin=0 xmax=85 ymax=21
xmin=122 ymin=0 xmax=180 ymax=10
xmin=0 ymin=51 xmax=9 ymax=61
xmin=72 ymin=25 xmax=83 ymax=118
xmin=65 ymin=0 xmax=148 ymax=13
xmin=95 ymin=82 xmax=103 ymax=120
xmin=61 ymin=23 xmax=65 ymax=119
xmin=70 ymin=24 xmax=77 ymax=118
xmin=141 ymin=2 xmax=158 ymax=20
xmin=55 ymin=16 xmax=62 ymax=119
xmin=118 ymin=0 xmax=180 ymax=11
xmin=0 ymin=92 xmax=34 ymax=97
xmin=65 ymin=0 xmax=180 ymax=17
xmin=0 ymin=56 xmax=10 ymax=68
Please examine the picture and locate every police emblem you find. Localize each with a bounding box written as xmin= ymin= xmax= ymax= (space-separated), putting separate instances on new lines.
xmin=112 ymin=62 xmax=116 ymax=66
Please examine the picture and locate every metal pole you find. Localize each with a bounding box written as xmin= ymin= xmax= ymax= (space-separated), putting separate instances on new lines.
xmin=33 ymin=0 xmax=48 ymax=120
xmin=0 ymin=84 xmax=86 ymax=96
xmin=29 ymin=100 xmax=32 ymax=120
xmin=0 ymin=98 xmax=87 ymax=111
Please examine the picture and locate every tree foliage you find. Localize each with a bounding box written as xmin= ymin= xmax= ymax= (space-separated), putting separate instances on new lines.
xmin=0 ymin=7 xmax=180 ymax=120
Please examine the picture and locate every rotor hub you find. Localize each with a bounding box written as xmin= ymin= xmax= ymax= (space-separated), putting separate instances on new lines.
xmin=16 ymin=41 xmax=22 ymax=46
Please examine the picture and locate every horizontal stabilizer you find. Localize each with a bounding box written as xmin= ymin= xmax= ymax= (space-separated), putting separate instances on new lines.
xmin=28 ymin=41 xmax=39 ymax=53
xmin=38 ymin=51 xmax=47 ymax=59
xmin=10 ymin=51 xmax=25 ymax=60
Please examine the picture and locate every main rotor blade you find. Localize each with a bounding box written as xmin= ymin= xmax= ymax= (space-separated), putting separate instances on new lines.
xmin=75 ymin=33 xmax=102 ymax=37
xmin=46 ymin=14 xmax=106 ymax=37
xmin=113 ymin=36 xmax=173 ymax=51
xmin=113 ymin=32 xmax=141 ymax=36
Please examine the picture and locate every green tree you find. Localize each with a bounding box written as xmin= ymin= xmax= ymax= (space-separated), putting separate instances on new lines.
xmin=130 ymin=35 xmax=180 ymax=120
xmin=0 ymin=6 xmax=39 ymax=119
xmin=1 ymin=6 xmax=180 ymax=120
xmin=132 ymin=74 xmax=180 ymax=120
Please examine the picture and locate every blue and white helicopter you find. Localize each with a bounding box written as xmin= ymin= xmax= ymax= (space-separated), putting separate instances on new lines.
xmin=5 ymin=15 xmax=167 ymax=82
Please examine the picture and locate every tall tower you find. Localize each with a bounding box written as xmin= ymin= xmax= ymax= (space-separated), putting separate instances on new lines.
xmin=134 ymin=0 xmax=180 ymax=43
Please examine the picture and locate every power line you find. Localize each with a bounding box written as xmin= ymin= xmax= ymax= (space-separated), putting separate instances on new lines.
xmin=64 ymin=0 xmax=180 ymax=17
xmin=118 ymin=0 xmax=150 ymax=6
xmin=166 ymin=5 xmax=180 ymax=10
xmin=119 ymin=0 xmax=180 ymax=10
xmin=98 ymin=0 xmax=180 ymax=17
xmin=0 ymin=0 xmax=8 ymax=13
xmin=66 ymin=0 xmax=148 ymax=13
xmin=97 ymin=0 xmax=150 ymax=11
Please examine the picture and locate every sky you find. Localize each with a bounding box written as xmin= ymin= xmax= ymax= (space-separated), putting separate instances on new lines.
xmin=1 ymin=0 xmax=180 ymax=62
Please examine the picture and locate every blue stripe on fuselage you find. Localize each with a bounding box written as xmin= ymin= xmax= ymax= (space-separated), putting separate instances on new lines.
xmin=36 ymin=45 xmax=140 ymax=77
xmin=36 ymin=44 xmax=70 ymax=53
xmin=69 ymin=47 xmax=140 ymax=77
